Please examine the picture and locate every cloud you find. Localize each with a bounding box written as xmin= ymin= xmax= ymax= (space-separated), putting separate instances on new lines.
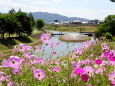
xmin=24 ymin=0 xmax=49 ymax=5
xmin=0 ymin=0 xmax=50 ymax=12
xmin=52 ymin=0 xmax=62 ymax=3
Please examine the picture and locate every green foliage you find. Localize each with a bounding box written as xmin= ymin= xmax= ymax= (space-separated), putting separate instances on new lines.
xmin=105 ymin=32 xmax=112 ymax=40
xmin=15 ymin=11 xmax=33 ymax=36
xmin=95 ymin=15 xmax=115 ymax=38
xmin=110 ymin=0 xmax=115 ymax=2
xmin=0 ymin=8 xmax=33 ymax=39
xmin=36 ymin=19 xmax=45 ymax=30
xmin=28 ymin=12 xmax=35 ymax=27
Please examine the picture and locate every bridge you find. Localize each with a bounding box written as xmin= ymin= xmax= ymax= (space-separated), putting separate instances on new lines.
xmin=51 ymin=32 xmax=94 ymax=37
xmin=80 ymin=32 xmax=94 ymax=37
xmin=51 ymin=32 xmax=64 ymax=36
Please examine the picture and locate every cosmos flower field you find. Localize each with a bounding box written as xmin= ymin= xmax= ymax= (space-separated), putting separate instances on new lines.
xmin=0 ymin=33 xmax=115 ymax=86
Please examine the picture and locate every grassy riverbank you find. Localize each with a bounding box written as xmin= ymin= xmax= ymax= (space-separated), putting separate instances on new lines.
xmin=45 ymin=24 xmax=97 ymax=32
xmin=0 ymin=39 xmax=115 ymax=85
xmin=0 ymin=31 xmax=42 ymax=56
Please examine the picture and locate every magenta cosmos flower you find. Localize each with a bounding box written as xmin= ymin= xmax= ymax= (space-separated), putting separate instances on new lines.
xmin=81 ymin=74 xmax=89 ymax=82
xmin=95 ymin=59 xmax=102 ymax=65
xmin=109 ymin=53 xmax=115 ymax=61
xmin=33 ymin=69 xmax=45 ymax=80
xmin=73 ymin=67 xmax=84 ymax=75
xmin=40 ymin=34 xmax=50 ymax=43
xmin=101 ymin=51 xmax=110 ymax=59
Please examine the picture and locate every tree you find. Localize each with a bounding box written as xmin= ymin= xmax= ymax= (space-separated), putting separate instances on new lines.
xmin=104 ymin=15 xmax=115 ymax=35
xmin=54 ymin=20 xmax=58 ymax=22
xmin=28 ymin=12 xmax=35 ymax=27
xmin=36 ymin=19 xmax=45 ymax=30
xmin=110 ymin=0 xmax=115 ymax=2
xmin=0 ymin=14 xmax=6 ymax=39
xmin=105 ymin=32 xmax=112 ymax=41
xmin=95 ymin=15 xmax=115 ymax=38
xmin=15 ymin=12 xmax=33 ymax=36
xmin=8 ymin=8 xmax=16 ymax=15
xmin=94 ymin=19 xmax=99 ymax=24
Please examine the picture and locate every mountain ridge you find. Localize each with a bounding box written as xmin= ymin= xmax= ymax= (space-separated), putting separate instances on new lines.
xmin=32 ymin=12 xmax=89 ymax=23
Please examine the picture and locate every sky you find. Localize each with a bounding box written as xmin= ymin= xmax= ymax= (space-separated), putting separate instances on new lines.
xmin=0 ymin=0 xmax=115 ymax=20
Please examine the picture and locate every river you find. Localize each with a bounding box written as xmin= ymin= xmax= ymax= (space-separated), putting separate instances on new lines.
xmin=33 ymin=31 xmax=94 ymax=59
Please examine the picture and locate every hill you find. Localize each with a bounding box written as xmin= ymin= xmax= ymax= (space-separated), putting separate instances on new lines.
xmin=32 ymin=12 xmax=89 ymax=23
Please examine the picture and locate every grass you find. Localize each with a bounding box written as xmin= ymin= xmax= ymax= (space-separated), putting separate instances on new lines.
xmin=45 ymin=24 xmax=97 ymax=32
xmin=0 ymin=30 xmax=42 ymax=55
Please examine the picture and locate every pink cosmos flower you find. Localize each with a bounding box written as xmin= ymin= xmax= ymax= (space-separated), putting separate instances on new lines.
xmin=26 ymin=46 xmax=32 ymax=51
xmin=23 ymin=53 xmax=31 ymax=59
xmin=29 ymin=55 xmax=39 ymax=65
xmin=0 ymin=72 xmax=6 ymax=82
xmin=52 ymin=51 xmax=56 ymax=56
xmin=101 ymin=43 xmax=109 ymax=50
xmin=31 ymin=67 xmax=36 ymax=72
xmin=95 ymin=59 xmax=102 ymax=65
xmin=86 ymin=84 xmax=92 ymax=86
xmin=40 ymin=34 xmax=50 ymax=43
xmin=56 ymin=41 xmax=61 ymax=46
xmin=1 ymin=56 xmax=23 ymax=69
xmin=36 ymin=46 xmax=44 ymax=52
xmin=52 ymin=67 xmax=61 ymax=72
xmin=82 ymin=41 xmax=92 ymax=49
xmin=38 ymin=58 xmax=45 ymax=65
xmin=81 ymin=59 xmax=93 ymax=65
xmin=95 ymin=67 xmax=105 ymax=75
xmin=7 ymin=81 xmax=14 ymax=86
xmin=18 ymin=44 xmax=27 ymax=52
xmin=55 ymin=60 xmax=60 ymax=65
xmin=89 ymin=54 xmax=94 ymax=57
xmin=49 ymin=42 xmax=54 ymax=48
xmin=81 ymin=74 xmax=89 ymax=82
xmin=71 ymin=61 xmax=77 ymax=68
xmin=12 ymin=68 xmax=21 ymax=74
xmin=33 ymin=69 xmax=45 ymax=80
xmin=84 ymin=66 xmax=94 ymax=75
xmin=108 ymin=61 xmax=115 ymax=66
xmin=73 ymin=67 xmax=84 ymax=75
xmin=109 ymin=71 xmax=115 ymax=85
xmin=74 ymin=48 xmax=83 ymax=56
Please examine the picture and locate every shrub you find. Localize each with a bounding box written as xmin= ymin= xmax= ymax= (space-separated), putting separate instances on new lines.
xmin=105 ymin=32 xmax=112 ymax=41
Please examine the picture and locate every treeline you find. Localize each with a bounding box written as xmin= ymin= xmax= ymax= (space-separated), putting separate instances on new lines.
xmin=95 ymin=15 xmax=115 ymax=40
xmin=0 ymin=8 xmax=35 ymax=39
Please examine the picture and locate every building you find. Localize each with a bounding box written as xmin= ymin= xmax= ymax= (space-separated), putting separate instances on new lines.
xmin=71 ymin=20 xmax=82 ymax=24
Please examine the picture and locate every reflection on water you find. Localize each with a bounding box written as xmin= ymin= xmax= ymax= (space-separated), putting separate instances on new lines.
xmin=33 ymin=32 xmax=94 ymax=59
